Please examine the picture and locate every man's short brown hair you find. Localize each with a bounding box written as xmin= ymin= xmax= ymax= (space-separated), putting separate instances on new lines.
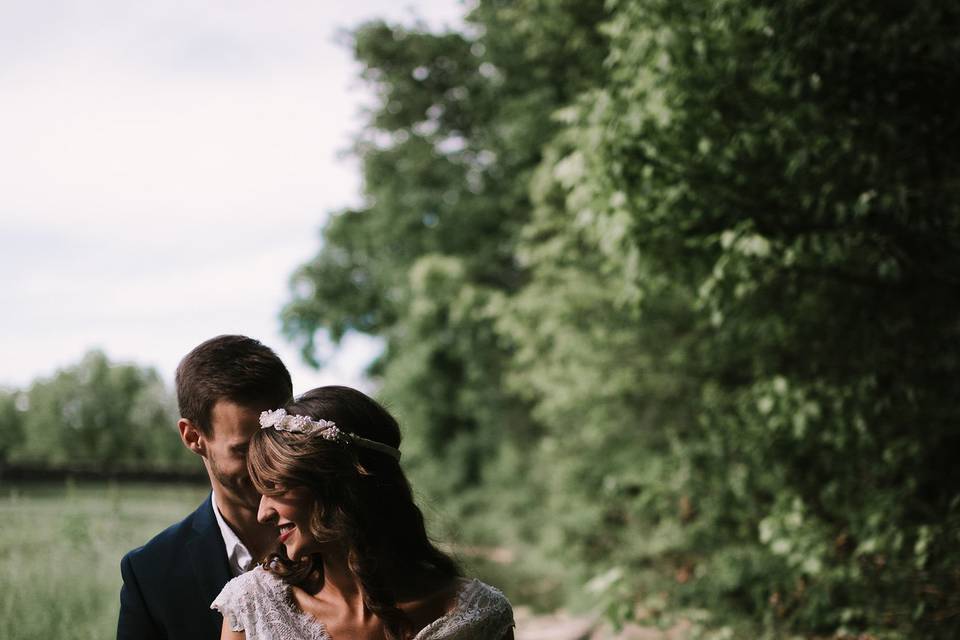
xmin=175 ymin=335 xmax=293 ymax=435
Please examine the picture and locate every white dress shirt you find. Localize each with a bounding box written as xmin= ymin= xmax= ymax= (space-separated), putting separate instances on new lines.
xmin=212 ymin=492 xmax=255 ymax=577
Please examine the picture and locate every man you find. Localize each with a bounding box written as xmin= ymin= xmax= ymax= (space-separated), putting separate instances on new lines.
xmin=117 ymin=335 xmax=293 ymax=640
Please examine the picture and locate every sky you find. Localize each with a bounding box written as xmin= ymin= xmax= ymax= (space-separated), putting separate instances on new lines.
xmin=0 ymin=0 xmax=467 ymax=395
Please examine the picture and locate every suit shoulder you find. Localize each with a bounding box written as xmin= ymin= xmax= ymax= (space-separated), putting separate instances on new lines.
xmin=122 ymin=499 xmax=208 ymax=566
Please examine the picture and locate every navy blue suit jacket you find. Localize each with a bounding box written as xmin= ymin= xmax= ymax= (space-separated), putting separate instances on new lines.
xmin=117 ymin=494 xmax=233 ymax=640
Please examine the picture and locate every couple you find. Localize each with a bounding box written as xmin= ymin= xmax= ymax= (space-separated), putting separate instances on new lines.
xmin=117 ymin=335 xmax=514 ymax=640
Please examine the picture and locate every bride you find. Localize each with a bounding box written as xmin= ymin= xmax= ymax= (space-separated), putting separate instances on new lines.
xmin=212 ymin=386 xmax=514 ymax=640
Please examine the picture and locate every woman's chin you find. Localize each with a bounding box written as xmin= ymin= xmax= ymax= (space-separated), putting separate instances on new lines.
xmin=285 ymin=542 xmax=312 ymax=562
xmin=285 ymin=541 xmax=320 ymax=562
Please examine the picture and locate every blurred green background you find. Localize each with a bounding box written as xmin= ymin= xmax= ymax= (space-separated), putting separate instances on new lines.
xmin=2 ymin=1 xmax=959 ymax=638
xmin=0 ymin=483 xmax=208 ymax=640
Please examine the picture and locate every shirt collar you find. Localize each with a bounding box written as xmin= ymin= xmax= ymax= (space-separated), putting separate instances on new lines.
xmin=211 ymin=492 xmax=255 ymax=577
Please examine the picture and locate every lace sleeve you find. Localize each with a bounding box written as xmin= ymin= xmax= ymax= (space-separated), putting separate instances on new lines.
xmin=212 ymin=573 xmax=251 ymax=631
xmin=465 ymin=581 xmax=515 ymax=638
xmin=211 ymin=567 xmax=330 ymax=640
xmin=420 ymin=579 xmax=515 ymax=639
xmin=213 ymin=570 xmax=272 ymax=632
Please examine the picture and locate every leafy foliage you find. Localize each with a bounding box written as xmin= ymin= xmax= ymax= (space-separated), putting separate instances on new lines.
xmin=0 ymin=351 xmax=192 ymax=471
xmin=285 ymin=1 xmax=960 ymax=636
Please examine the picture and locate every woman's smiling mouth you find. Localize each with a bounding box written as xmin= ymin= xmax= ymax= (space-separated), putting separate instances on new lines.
xmin=278 ymin=523 xmax=296 ymax=543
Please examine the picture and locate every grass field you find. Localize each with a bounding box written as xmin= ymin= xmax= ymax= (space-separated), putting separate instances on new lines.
xmin=0 ymin=481 xmax=560 ymax=640
xmin=0 ymin=481 xmax=209 ymax=640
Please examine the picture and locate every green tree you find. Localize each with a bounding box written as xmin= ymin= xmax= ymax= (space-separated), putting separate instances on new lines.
xmin=512 ymin=0 xmax=960 ymax=634
xmin=283 ymin=1 xmax=610 ymax=524
xmin=0 ymin=389 xmax=24 ymax=464
xmin=10 ymin=351 xmax=192 ymax=470
xmin=286 ymin=0 xmax=960 ymax=636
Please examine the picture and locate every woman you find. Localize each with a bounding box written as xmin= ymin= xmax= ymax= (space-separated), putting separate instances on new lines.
xmin=212 ymin=386 xmax=514 ymax=640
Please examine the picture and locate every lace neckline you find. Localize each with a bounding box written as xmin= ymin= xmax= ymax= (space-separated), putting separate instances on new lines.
xmin=271 ymin=569 xmax=480 ymax=640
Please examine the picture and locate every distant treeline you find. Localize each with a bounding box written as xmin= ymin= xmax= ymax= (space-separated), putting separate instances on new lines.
xmin=279 ymin=1 xmax=960 ymax=637
xmin=0 ymin=351 xmax=197 ymax=474
xmin=0 ymin=462 xmax=205 ymax=484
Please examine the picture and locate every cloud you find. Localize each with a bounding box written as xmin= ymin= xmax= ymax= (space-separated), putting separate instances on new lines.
xmin=0 ymin=0 xmax=464 ymax=390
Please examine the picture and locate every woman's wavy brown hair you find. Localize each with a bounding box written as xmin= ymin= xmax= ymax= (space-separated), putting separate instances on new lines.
xmin=247 ymin=385 xmax=461 ymax=640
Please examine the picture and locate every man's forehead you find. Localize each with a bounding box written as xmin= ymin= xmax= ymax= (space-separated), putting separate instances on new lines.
xmin=209 ymin=399 xmax=262 ymax=438
xmin=210 ymin=429 xmax=255 ymax=447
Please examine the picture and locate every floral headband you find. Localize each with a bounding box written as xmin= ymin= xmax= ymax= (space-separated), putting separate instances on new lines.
xmin=259 ymin=409 xmax=401 ymax=461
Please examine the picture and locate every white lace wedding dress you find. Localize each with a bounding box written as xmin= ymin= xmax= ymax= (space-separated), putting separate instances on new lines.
xmin=212 ymin=566 xmax=514 ymax=639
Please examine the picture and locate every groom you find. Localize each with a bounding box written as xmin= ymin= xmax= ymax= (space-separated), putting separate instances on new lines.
xmin=117 ymin=335 xmax=293 ymax=640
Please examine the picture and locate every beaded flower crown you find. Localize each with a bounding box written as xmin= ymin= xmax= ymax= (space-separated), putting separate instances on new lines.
xmin=259 ymin=409 xmax=401 ymax=461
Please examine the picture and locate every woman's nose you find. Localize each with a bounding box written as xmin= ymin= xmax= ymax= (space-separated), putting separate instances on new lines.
xmin=257 ymin=495 xmax=276 ymax=524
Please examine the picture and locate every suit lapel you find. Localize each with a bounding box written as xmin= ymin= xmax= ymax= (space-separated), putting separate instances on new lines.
xmin=186 ymin=495 xmax=233 ymax=615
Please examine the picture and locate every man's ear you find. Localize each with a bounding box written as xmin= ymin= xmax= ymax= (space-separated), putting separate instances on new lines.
xmin=179 ymin=418 xmax=207 ymax=457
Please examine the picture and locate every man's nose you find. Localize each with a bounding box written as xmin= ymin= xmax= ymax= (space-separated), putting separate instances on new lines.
xmin=257 ymin=495 xmax=276 ymax=524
